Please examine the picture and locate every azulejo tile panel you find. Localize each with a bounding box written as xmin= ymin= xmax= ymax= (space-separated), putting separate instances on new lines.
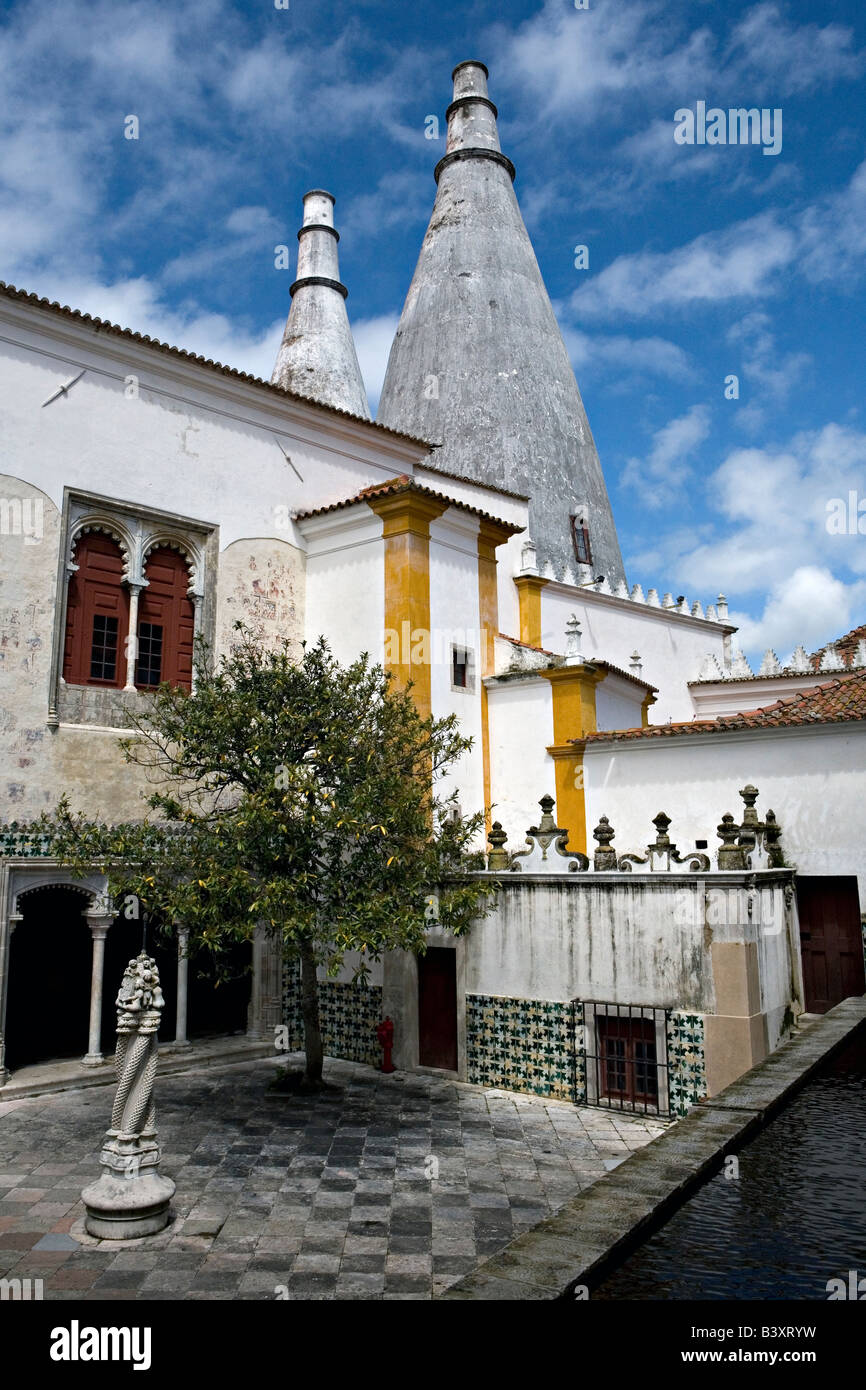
xmin=666 ymin=1010 xmax=707 ymax=1117
xmin=466 ymin=993 xmax=580 ymax=1101
xmin=281 ymin=962 xmax=382 ymax=1067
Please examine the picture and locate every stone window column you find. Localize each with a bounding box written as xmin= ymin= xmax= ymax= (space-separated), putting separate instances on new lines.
xmin=124 ymin=582 xmax=144 ymax=690
xmin=175 ymin=926 xmax=191 ymax=1048
xmin=82 ymin=912 xmax=114 ymax=1066
xmin=190 ymin=593 xmax=202 ymax=692
xmin=0 ymin=913 xmax=22 ymax=1085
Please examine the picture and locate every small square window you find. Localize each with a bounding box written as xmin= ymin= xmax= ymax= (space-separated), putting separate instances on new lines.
xmin=451 ymin=645 xmax=474 ymax=692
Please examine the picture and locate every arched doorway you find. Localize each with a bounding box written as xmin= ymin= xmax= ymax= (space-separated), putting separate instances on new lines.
xmin=5 ymin=886 xmax=92 ymax=1070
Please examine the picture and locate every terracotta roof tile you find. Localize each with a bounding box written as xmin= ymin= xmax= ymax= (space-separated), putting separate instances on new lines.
xmin=294 ymin=475 xmax=524 ymax=530
xmin=810 ymin=622 xmax=866 ymax=670
xmin=582 ymin=668 xmax=866 ymax=743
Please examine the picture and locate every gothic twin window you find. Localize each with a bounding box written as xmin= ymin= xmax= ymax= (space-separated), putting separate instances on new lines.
xmin=63 ymin=534 xmax=194 ymax=692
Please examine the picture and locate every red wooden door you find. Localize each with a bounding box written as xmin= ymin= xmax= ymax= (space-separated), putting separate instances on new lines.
xmin=796 ymin=876 xmax=865 ymax=1013
xmin=418 ymin=948 xmax=458 ymax=1071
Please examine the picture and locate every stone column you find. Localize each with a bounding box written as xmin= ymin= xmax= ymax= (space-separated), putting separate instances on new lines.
xmin=0 ymin=913 xmax=21 ymax=1085
xmin=174 ymin=926 xmax=191 ymax=1048
xmin=82 ymin=953 xmax=176 ymax=1238
xmin=124 ymin=583 xmax=144 ymax=691
xmin=247 ymin=926 xmax=283 ymax=1040
xmin=82 ymin=912 xmax=113 ymax=1066
xmin=189 ymin=593 xmax=202 ymax=692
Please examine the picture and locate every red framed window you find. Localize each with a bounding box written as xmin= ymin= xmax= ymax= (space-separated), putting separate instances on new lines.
xmin=136 ymin=547 xmax=194 ymax=691
xmin=63 ymin=533 xmax=130 ymax=688
xmin=570 ymin=514 xmax=593 ymax=568
xmin=598 ymin=1014 xmax=659 ymax=1106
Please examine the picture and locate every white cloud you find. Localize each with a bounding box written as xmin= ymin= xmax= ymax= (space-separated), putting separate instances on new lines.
xmin=728 ymin=566 xmax=866 ymax=661
xmin=562 ymin=327 xmax=691 ymax=381
xmin=570 ymin=156 xmax=866 ymax=320
xmin=627 ymin=421 xmax=866 ymax=660
xmin=622 ymin=404 xmax=711 ymax=506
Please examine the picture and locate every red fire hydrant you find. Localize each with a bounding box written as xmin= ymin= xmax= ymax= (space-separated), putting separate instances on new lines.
xmin=377 ymin=1016 xmax=395 ymax=1074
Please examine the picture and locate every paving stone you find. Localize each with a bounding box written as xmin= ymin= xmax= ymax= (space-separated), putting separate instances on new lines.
xmin=0 ymin=1054 xmax=662 ymax=1301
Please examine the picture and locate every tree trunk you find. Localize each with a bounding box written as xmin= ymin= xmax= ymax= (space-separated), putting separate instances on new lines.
xmin=299 ymin=937 xmax=323 ymax=1087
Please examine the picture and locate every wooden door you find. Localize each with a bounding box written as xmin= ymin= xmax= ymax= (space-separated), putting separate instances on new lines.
xmin=418 ymin=948 xmax=458 ymax=1071
xmin=796 ymin=876 xmax=865 ymax=1013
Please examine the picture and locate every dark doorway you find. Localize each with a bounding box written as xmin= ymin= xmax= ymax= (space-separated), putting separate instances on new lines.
xmin=797 ymin=875 xmax=865 ymax=1013
xmin=418 ymin=947 xmax=458 ymax=1071
xmin=186 ymin=938 xmax=252 ymax=1040
xmin=5 ymin=886 xmax=92 ymax=1070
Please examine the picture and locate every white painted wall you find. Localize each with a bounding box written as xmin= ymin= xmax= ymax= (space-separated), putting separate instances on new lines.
xmin=0 ymin=305 xmax=429 ymax=555
xmin=596 ymin=671 xmax=645 ymax=731
xmin=487 ymin=677 xmax=554 ymax=848
xmin=584 ymin=724 xmax=866 ymax=905
xmin=429 ymin=511 xmax=485 ymax=822
xmin=301 ymin=508 xmax=385 ymax=668
xmin=465 ymin=874 xmax=796 ymax=1030
xmin=541 ymin=584 xmax=731 ymax=723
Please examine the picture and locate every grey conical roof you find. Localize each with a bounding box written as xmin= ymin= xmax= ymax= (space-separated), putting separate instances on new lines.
xmin=271 ymin=190 xmax=371 ymax=419
xmin=377 ymin=62 xmax=625 ymax=585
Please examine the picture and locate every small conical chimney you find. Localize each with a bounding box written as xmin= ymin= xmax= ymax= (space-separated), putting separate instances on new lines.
xmin=271 ymin=190 xmax=371 ymax=419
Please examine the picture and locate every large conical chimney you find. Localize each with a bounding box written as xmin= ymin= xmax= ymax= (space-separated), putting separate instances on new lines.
xmin=271 ymin=190 xmax=371 ymax=419
xmin=377 ymin=62 xmax=626 ymax=586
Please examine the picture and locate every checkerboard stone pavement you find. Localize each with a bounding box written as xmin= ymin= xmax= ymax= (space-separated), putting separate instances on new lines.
xmin=0 ymin=1056 xmax=666 ymax=1301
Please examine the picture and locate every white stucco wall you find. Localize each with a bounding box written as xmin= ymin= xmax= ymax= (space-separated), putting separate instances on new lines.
xmin=541 ymin=584 xmax=731 ymax=723
xmin=584 ymin=723 xmax=866 ymax=905
xmin=486 ymin=677 xmax=554 ymax=848
xmin=300 ymin=508 xmax=385 ymax=669
xmin=429 ymin=511 xmax=484 ymax=821
xmin=465 ymin=874 xmax=797 ymax=1038
xmin=596 ymin=671 xmax=645 ymax=731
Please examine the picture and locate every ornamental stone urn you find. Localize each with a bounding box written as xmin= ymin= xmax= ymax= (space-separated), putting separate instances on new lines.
xmin=81 ymin=953 xmax=176 ymax=1238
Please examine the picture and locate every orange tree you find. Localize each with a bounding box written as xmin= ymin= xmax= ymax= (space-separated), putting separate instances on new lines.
xmin=40 ymin=627 xmax=494 ymax=1086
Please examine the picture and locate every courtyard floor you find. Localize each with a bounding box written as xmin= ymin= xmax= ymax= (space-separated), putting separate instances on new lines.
xmin=0 ymin=1055 xmax=666 ymax=1300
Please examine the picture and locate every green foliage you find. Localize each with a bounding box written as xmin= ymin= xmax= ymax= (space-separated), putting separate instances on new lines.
xmin=38 ymin=628 xmax=495 ymax=987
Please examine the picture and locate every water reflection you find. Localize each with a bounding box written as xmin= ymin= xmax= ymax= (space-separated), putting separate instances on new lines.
xmin=592 ymin=1033 xmax=866 ymax=1300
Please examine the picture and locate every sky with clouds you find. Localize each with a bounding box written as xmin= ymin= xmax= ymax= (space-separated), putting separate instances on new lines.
xmin=1 ymin=0 xmax=864 ymax=663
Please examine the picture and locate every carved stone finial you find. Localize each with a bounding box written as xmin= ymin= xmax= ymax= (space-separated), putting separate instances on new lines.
xmin=717 ymin=812 xmax=745 ymax=869
xmin=510 ymin=794 xmax=589 ymax=874
xmin=764 ymin=809 xmax=784 ymax=867
xmin=81 ymin=953 xmax=175 ymax=1238
xmin=619 ymin=810 xmax=710 ymax=873
xmin=486 ymin=820 xmax=510 ymax=870
xmin=592 ymin=815 xmax=617 ymax=871
xmin=563 ymin=615 xmax=583 ymax=666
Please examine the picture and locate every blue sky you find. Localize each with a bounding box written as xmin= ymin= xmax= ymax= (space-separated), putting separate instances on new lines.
xmin=2 ymin=0 xmax=865 ymax=662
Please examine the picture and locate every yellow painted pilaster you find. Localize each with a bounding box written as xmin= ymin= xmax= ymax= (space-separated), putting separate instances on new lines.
xmin=477 ymin=519 xmax=517 ymax=834
xmin=514 ymin=575 xmax=548 ymax=649
xmin=366 ymin=490 xmax=447 ymax=719
xmin=540 ymin=665 xmax=604 ymax=853
xmin=641 ymin=691 xmax=656 ymax=728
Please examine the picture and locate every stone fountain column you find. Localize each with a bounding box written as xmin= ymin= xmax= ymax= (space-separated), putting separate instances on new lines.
xmin=81 ymin=952 xmax=176 ymax=1238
